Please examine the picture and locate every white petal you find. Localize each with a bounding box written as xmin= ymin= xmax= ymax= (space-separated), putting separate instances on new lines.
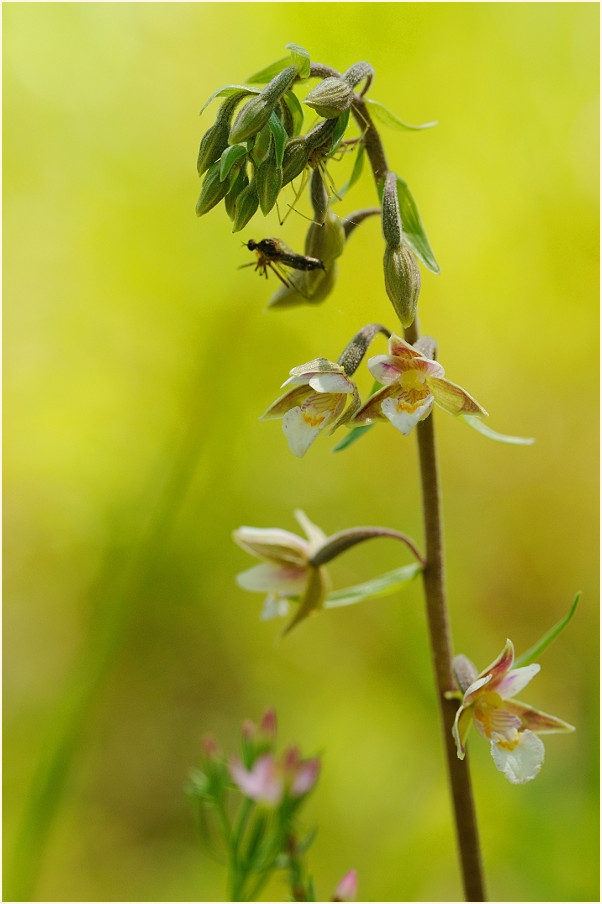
xmin=294 ymin=509 xmax=327 ymax=552
xmin=381 ymin=395 xmax=433 ymax=435
xmin=282 ymin=406 xmax=324 ymax=457
xmin=236 ymin=562 xmax=307 ymax=593
xmin=308 ymin=373 xmax=354 ymax=393
xmin=260 ymin=594 xmax=291 ymax=620
xmin=233 ymin=526 xmax=309 ymax=564
xmin=496 ymin=664 xmax=541 ymax=699
xmin=490 ymin=730 xmax=545 ymax=784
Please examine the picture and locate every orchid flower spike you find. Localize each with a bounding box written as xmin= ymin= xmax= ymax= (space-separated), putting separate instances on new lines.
xmin=353 ymin=333 xmax=487 ymax=436
xmin=453 ymin=639 xmax=575 ymax=784
xmin=260 ymin=358 xmax=361 ymax=457
xmin=233 ymin=509 xmax=330 ymax=634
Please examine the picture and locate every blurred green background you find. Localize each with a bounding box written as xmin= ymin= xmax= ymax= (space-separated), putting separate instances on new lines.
xmin=3 ymin=3 xmax=599 ymax=901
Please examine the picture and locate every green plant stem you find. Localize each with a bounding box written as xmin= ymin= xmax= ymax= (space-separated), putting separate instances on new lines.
xmin=354 ymin=93 xmax=487 ymax=900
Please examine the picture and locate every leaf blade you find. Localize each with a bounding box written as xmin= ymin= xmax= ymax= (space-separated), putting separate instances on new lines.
xmin=514 ymin=593 xmax=581 ymax=667
xmin=324 ymin=563 xmax=422 ymax=609
xmin=394 ymin=175 xmax=440 ymax=274
xmin=365 ymin=98 xmax=438 ymax=131
xmin=201 ymin=85 xmax=259 ymax=115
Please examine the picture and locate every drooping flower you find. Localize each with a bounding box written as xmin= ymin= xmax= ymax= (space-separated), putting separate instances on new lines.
xmin=233 ymin=509 xmax=330 ymax=633
xmin=260 ymin=358 xmax=361 ymax=457
xmin=353 ymin=334 xmax=488 ymax=436
xmin=453 ymin=639 xmax=575 ymax=784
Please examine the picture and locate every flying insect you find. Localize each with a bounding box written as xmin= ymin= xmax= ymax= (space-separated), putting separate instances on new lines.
xmin=243 ymin=238 xmax=326 ymax=292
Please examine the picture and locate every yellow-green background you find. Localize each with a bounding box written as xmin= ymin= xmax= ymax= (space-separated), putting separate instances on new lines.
xmin=4 ymin=3 xmax=599 ymax=901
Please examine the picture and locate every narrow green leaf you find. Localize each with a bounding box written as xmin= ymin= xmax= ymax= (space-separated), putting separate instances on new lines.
xmin=395 ymin=175 xmax=440 ymax=274
xmin=332 ymin=423 xmax=374 ymax=452
xmin=335 ymin=142 xmax=365 ymax=200
xmin=219 ymin=145 xmax=247 ymax=181
xmin=330 ymin=109 xmax=350 ymax=154
xmin=460 ymin=415 xmax=535 ymax=445
xmin=282 ymin=90 xmax=304 ymax=136
xmin=268 ymin=112 xmax=287 ymax=168
xmin=246 ymin=57 xmax=290 ymax=84
xmin=324 ymin=563 xmax=422 ymax=609
xmin=201 ymin=85 xmax=259 ymax=115
xmin=514 ymin=593 xmax=581 ymax=667
xmin=285 ymin=42 xmax=311 ymax=79
xmin=365 ymin=98 xmax=438 ymax=131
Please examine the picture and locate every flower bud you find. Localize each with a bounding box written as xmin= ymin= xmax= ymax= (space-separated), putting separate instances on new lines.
xmin=224 ymin=166 xmax=249 ymax=220
xmin=381 ymin=171 xmax=403 ymax=248
xmin=303 ymin=76 xmax=354 ymax=119
xmin=452 ymin=654 xmax=479 ymax=694
xmin=337 ymin=323 xmax=390 ymax=377
xmin=229 ymin=66 xmax=297 ymax=144
xmin=196 ymin=96 xmax=239 ymax=176
xmin=305 ymin=209 xmax=345 ymax=265
xmin=231 ymin=179 xmax=259 ymax=232
xmin=256 ymin=155 xmax=283 ymax=215
xmin=281 ymin=137 xmax=310 ymax=187
xmin=383 ymin=244 xmax=421 ymax=327
xmin=333 ymin=869 xmax=358 ymax=902
xmin=195 ymin=160 xmax=230 ymax=217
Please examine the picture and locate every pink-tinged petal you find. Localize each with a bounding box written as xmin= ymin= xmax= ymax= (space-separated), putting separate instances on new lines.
xmin=233 ymin=526 xmax=309 ymax=565
xmin=229 ymin=755 xmax=284 ymax=805
xmin=330 ymin=385 xmax=362 ymax=433
xmin=503 ymin=700 xmax=576 ymax=734
xmin=473 ymin=701 xmax=521 ymax=742
xmin=282 ymin=406 xmax=326 ymax=457
xmin=381 ymin=395 xmax=433 ymax=435
xmin=261 ymin=385 xmax=311 ymax=419
xmin=294 ymin=509 xmax=327 ymax=553
xmin=388 ymin=333 xmax=423 ymax=360
xmin=290 ymin=757 xmax=321 ymax=796
xmin=490 ymin=730 xmax=545 ymax=784
xmin=352 ymin=384 xmax=398 ymax=424
xmin=308 ymin=372 xmax=355 ymax=394
xmin=479 ymin=639 xmax=515 ymax=686
xmin=495 ymin=664 xmax=541 ymax=700
xmin=428 ymin=376 xmax=489 ymax=417
xmin=367 ymin=354 xmax=409 ymax=384
xmin=236 ymin=561 xmax=308 ymax=594
xmin=334 ymin=869 xmax=357 ymax=902
xmin=461 ymin=673 xmax=494 ymax=709
xmin=452 ymin=703 xmax=474 ymax=759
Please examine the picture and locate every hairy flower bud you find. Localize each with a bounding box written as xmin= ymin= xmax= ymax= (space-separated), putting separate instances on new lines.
xmin=305 ymin=209 xmax=345 ymax=265
xmin=256 ymin=155 xmax=283 ymax=215
xmin=383 ymin=244 xmax=421 ymax=327
xmin=196 ymin=160 xmax=231 ymax=217
xmin=381 ymin=171 xmax=403 ymax=248
xmin=281 ymin=138 xmax=310 ymax=187
xmin=224 ymin=167 xmax=249 ymax=220
xmin=342 ymin=61 xmax=375 ymax=92
xmin=303 ymin=77 xmax=354 ymax=119
xmin=197 ymin=96 xmax=239 ymax=176
xmin=232 ymin=179 xmax=259 ymax=233
xmin=229 ymin=66 xmax=297 ymax=144
xmin=337 ymin=323 xmax=390 ymax=376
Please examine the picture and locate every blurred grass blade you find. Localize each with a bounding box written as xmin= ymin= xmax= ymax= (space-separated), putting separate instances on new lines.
xmin=514 ymin=593 xmax=581 ymax=667
xmin=332 ymin=422 xmax=374 ymax=452
xmin=461 ymin=415 xmax=535 ymax=445
xmin=365 ymin=98 xmax=438 ymax=131
xmin=324 ymin=563 xmax=422 ymax=609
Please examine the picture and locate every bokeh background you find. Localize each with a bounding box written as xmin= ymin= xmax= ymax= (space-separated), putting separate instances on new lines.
xmin=4 ymin=3 xmax=599 ymax=902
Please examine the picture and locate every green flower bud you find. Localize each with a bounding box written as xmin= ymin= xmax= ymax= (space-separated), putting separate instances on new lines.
xmin=305 ymin=209 xmax=345 ymax=265
xmin=383 ymin=244 xmax=421 ymax=328
xmin=282 ymin=138 xmax=310 ymax=187
xmin=381 ymin=171 xmax=403 ymax=248
xmin=252 ymin=124 xmax=272 ymax=163
xmin=342 ymin=61 xmax=375 ymax=93
xmin=197 ymin=96 xmax=239 ymax=176
xmin=256 ymin=156 xmax=283 ymax=215
xmin=224 ymin=167 xmax=249 ymax=220
xmin=229 ymin=66 xmax=297 ymax=144
xmin=337 ymin=323 xmax=390 ymax=377
xmin=303 ymin=77 xmax=354 ymax=119
xmin=196 ymin=160 xmax=230 ymax=217
xmin=231 ymin=179 xmax=259 ymax=233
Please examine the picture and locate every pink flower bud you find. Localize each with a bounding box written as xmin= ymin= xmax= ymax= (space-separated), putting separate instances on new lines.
xmin=333 ymin=869 xmax=357 ymax=902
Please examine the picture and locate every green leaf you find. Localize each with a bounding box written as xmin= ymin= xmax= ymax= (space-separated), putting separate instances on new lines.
xmin=246 ymin=57 xmax=290 ymax=84
xmin=268 ymin=112 xmax=287 ymax=168
xmin=332 ymin=422 xmax=374 ymax=452
xmin=460 ymin=415 xmax=535 ymax=445
xmin=219 ymin=144 xmax=247 ymax=181
xmin=282 ymin=90 xmax=304 ymax=136
xmin=365 ymin=98 xmax=438 ymax=131
xmin=201 ymin=85 xmax=259 ymax=115
xmin=330 ymin=109 xmax=350 ymax=154
xmin=394 ymin=175 xmax=440 ymax=274
xmin=335 ymin=142 xmax=365 ymax=200
xmin=514 ymin=593 xmax=581 ymax=667
xmin=324 ymin=563 xmax=422 ymax=609
xmin=285 ymin=42 xmax=311 ymax=79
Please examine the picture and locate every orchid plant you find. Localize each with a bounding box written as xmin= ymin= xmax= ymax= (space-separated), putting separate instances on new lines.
xmin=194 ymin=43 xmax=577 ymax=902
